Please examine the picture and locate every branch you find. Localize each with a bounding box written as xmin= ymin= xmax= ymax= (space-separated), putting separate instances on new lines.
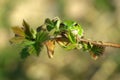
xmin=79 ymin=38 xmax=120 ymax=48
xmin=51 ymin=35 xmax=120 ymax=48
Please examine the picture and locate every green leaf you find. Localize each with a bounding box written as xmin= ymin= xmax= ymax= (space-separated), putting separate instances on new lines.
xmin=65 ymin=43 xmax=77 ymax=50
xmin=90 ymin=45 xmax=105 ymax=56
xmin=45 ymin=18 xmax=54 ymax=31
xmin=36 ymin=30 xmax=49 ymax=43
xmin=20 ymin=43 xmax=43 ymax=59
xmin=74 ymin=24 xmax=84 ymax=37
xmin=52 ymin=18 xmax=61 ymax=31
xmin=34 ymin=43 xmax=43 ymax=56
xmin=82 ymin=42 xmax=93 ymax=51
xmin=36 ymin=25 xmax=46 ymax=32
xmin=20 ymin=46 xmax=30 ymax=59
xmin=59 ymin=23 xmax=66 ymax=31
xmin=67 ymin=32 xmax=77 ymax=44
xmin=45 ymin=18 xmax=61 ymax=33
xmin=20 ymin=40 xmax=35 ymax=46
xmin=82 ymin=43 xmax=89 ymax=51
xmin=30 ymin=28 xmax=36 ymax=39
xmin=22 ymin=20 xmax=31 ymax=35
xmin=22 ymin=20 xmax=36 ymax=40
xmin=69 ymin=24 xmax=84 ymax=38
xmin=27 ymin=45 xmax=37 ymax=55
xmin=27 ymin=44 xmax=40 ymax=55
xmin=63 ymin=20 xmax=76 ymax=29
xmin=46 ymin=25 xmax=53 ymax=31
xmin=45 ymin=18 xmax=53 ymax=25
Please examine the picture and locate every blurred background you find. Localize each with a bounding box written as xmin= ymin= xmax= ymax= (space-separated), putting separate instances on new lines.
xmin=0 ymin=0 xmax=120 ymax=80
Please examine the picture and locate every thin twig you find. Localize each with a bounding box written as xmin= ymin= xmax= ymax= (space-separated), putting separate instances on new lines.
xmin=51 ymin=35 xmax=120 ymax=48
xmin=79 ymin=38 xmax=120 ymax=48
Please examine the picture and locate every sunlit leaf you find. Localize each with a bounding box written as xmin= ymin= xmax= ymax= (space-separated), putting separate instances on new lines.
xmin=45 ymin=40 xmax=55 ymax=58
xmin=65 ymin=43 xmax=77 ymax=50
xmin=12 ymin=27 xmax=25 ymax=37
xmin=9 ymin=37 xmax=25 ymax=44
xmin=56 ymin=37 xmax=69 ymax=48
xmin=56 ymin=37 xmax=77 ymax=50
xmin=30 ymin=28 xmax=36 ymax=39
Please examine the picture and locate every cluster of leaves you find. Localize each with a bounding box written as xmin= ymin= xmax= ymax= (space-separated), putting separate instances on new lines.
xmin=10 ymin=17 xmax=105 ymax=60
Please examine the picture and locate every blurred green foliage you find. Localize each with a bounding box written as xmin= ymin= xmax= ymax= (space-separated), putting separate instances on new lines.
xmin=94 ymin=0 xmax=115 ymax=12
xmin=0 ymin=0 xmax=19 ymax=28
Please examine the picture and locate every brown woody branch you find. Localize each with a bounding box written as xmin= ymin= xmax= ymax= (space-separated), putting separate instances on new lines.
xmin=51 ymin=35 xmax=120 ymax=48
